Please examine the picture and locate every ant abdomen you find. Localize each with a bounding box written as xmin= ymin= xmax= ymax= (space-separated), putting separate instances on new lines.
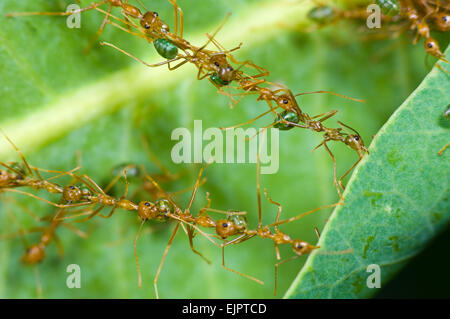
xmin=376 ymin=0 xmax=400 ymax=16
xmin=0 ymin=170 xmax=12 ymax=186
xmin=154 ymin=199 xmax=173 ymax=221
xmin=21 ymin=244 xmax=46 ymax=265
xmin=153 ymin=39 xmax=178 ymax=60
xmin=307 ymin=6 xmax=337 ymax=24
xmin=210 ymin=73 xmax=230 ymax=86
xmin=227 ymin=213 xmax=248 ymax=229
xmin=273 ymin=110 xmax=300 ymax=131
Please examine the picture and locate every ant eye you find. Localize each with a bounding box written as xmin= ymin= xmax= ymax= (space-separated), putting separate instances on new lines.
xmin=153 ymin=11 xmax=159 ymax=17
xmin=69 ymin=186 xmax=75 ymax=190
xmin=145 ymin=202 xmax=151 ymax=207
xmin=354 ymin=136 xmax=360 ymax=141
xmin=443 ymin=16 xmax=449 ymax=22
xmin=145 ymin=24 xmax=150 ymax=29
xmin=214 ymin=62 xmax=220 ymax=67
xmin=222 ymin=222 xmax=228 ymax=228
xmin=427 ymin=42 xmax=434 ymax=48
xmin=227 ymin=66 xmax=233 ymax=71
xmin=283 ymin=99 xmax=288 ymax=104
xmin=297 ymin=243 xmax=304 ymax=249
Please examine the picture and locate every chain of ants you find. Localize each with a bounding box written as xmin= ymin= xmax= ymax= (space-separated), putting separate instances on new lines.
xmin=307 ymin=0 xmax=449 ymax=67
xmin=2 ymin=0 xmax=447 ymax=297
xmin=0 ymin=132 xmax=339 ymax=298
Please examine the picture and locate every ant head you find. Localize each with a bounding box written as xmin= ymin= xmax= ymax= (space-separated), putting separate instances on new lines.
xmin=345 ymin=134 xmax=368 ymax=155
xmin=435 ymin=13 xmax=450 ymax=32
xmin=215 ymin=219 xmax=243 ymax=239
xmin=338 ymin=121 xmax=369 ymax=155
xmin=273 ymin=110 xmax=300 ymax=131
xmin=210 ymin=55 xmax=236 ymax=84
xmin=21 ymin=244 xmax=45 ymax=265
xmin=424 ymin=38 xmax=444 ymax=59
xmin=276 ymin=92 xmax=301 ymax=114
xmin=140 ymin=11 xmax=169 ymax=34
xmin=218 ymin=65 xmax=236 ymax=84
xmin=0 ymin=169 xmax=13 ymax=186
xmin=137 ymin=201 xmax=159 ymax=220
xmin=112 ymin=163 xmax=140 ymax=179
xmin=292 ymin=240 xmax=318 ymax=256
xmin=62 ymin=185 xmax=83 ymax=203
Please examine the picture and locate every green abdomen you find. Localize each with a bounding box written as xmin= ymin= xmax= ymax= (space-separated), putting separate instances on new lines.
xmin=376 ymin=0 xmax=400 ymax=16
xmin=154 ymin=39 xmax=178 ymax=59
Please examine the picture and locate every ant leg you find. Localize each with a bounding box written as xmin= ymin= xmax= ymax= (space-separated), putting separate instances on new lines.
xmin=84 ymin=4 xmax=113 ymax=53
xmin=143 ymin=173 xmax=178 ymax=210
xmin=53 ymin=206 xmax=100 ymax=222
xmin=245 ymin=122 xmax=279 ymax=141
xmin=1 ymin=130 xmax=34 ymax=177
xmin=274 ymin=256 xmax=298 ymax=296
xmin=263 ymin=188 xmax=282 ymax=231
xmin=186 ymin=164 xmax=209 ymax=214
xmin=220 ymin=109 xmax=275 ymax=130
xmin=168 ymin=213 xmax=220 ymax=247
xmin=154 ymin=223 xmax=180 ymax=299
xmin=34 ymin=266 xmax=43 ymax=299
xmin=52 ymin=234 xmax=65 ymax=257
xmin=256 ymin=140 xmax=264 ymax=229
xmin=196 ymin=13 xmax=231 ymax=53
xmin=141 ymin=135 xmax=175 ymax=179
xmin=78 ymin=174 xmax=106 ymax=194
xmin=2 ymin=196 xmax=46 ymax=222
xmin=168 ymin=0 xmax=184 ymax=37
xmin=100 ymin=42 xmax=184 ymax=67
xmin=295 ymin=91 xmax=365 ymax=103
xmin=310 ymin=110 xmax=338 ymax=122
xmin=40 ymin=166 xmax=82 ymax=182
xmin=103 ymin=165 xmax=134 ymax=194
xmin=323 ymin=143 xmax=344 ymax=201
xmin=268 ymin=201 xmax=341 ymax=228
xmin=168 ymin=58 xmax=189 ymax=71
xmin=6 ymin=1 xmax=109 ymax=17
xmin=438 ymin=143 xmax=449 ymax=155
xmin=134 ymin=220 xmax=146 ymax=288
xmin=61 ymin=223 xmax=88 ymax=238
xmin=221 ymin=246 xmax=264 ymax=285
xmin=1 ymin=189 xmax=91 ymax=209
xmin=186 ymin=225 xmax=211 ymax=264
xmin=314 ymin=227 xmax=321 ymax=239
xmin=274 ymin=243 xmax=281 ymax=261
xmin=338 ymin=154 xmax=363 ymax=191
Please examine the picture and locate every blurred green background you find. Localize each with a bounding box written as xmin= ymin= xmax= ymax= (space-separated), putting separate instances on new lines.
xmin=0 ymin=0 xmax=447 ymax=298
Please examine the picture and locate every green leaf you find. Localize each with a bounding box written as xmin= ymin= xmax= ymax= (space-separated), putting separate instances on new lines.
xmin=0 ymin=0 xmax=440 ymax=298
xmin=285 ymin=46 xmax=450 ymax=299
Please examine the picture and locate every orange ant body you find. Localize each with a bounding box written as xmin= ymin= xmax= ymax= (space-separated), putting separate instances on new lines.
xmin=95 ymin=4 xmax=269 ymax=89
